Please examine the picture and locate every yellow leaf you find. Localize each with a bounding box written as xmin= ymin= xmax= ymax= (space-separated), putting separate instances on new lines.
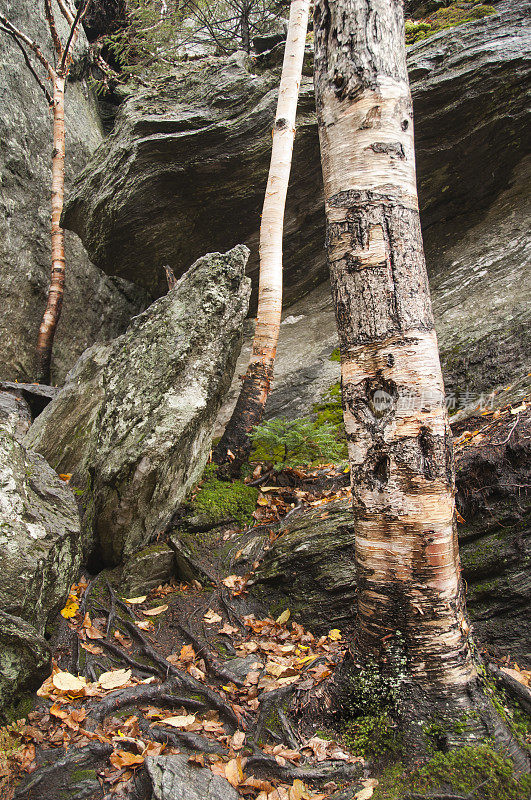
xmin=123 ymin=596 xmax=147 ymax=604
xmin=276 ymin=609 xmax=291 ymax=625
xmin=289 ymin=778 xmax=310 ymax=800
xmin=328 ymin=629 xmax=342 ymax=641
xmin=143 ymin=604 xmax=168 ymax=616
xmin=60 ymin=599 xmax=79 ymax=619
xmin=52 ymin=671 xmax=86 ymax=694
xmin=225 ymin=756 xmax=244 ymax=787
xmin=98 ymin=669 xmax=132 ymax=690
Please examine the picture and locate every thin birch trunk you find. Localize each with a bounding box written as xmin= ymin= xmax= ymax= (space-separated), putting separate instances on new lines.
xmin=214 ymin=0 xmax=310 ymax=471
xmin=36 ymin=74 xmax=66 ymax=383
xmin=314 ymin=0 xmax=530 ymax=759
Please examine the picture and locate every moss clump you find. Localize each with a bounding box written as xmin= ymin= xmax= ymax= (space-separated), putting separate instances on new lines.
xmin=342 ymin=714 xmax=402 ymax=760
xmin=406 ymin=2 xmax=496 ymax=45
xmin=329 ymin=346 xmax=341 ymax=362
xmin=191 ymin=464 xmax=258 ymax=526
xmin=374 ymin=745 xmax=531 ymax=800
xmin=312 ymin=382 xmax=345 ymax=433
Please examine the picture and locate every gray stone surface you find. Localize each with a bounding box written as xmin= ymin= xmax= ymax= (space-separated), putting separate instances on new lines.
xmin=0 ymin=391 xmax=32 ymax=441
xmin=121 ymin=543 xmax=175 ymax=597
xmin=0 ymin=610 xmax=50 ymax=711
xmin=64 ymin=1 xmax=530 ymax=415
xmin=145 ymin=754 xmax=239 ymax=800
xmin=26 ymin=247 xmax=251 ymax=566
xmin=0 ymin=0 xmax=148 ymax=385
xmin=217 ymin=154 xmax=531 ymax=429
xmin=63 ymin=1 xmax=529 ymax=295
xmin=0 ymin=419 xmax=81 ymax=706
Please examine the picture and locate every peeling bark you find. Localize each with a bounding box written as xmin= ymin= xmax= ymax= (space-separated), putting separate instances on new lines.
xmin=214 ymin=0 xmax=310 ymax=472
xmin=314 ymin=0 xmax=530 ymax=761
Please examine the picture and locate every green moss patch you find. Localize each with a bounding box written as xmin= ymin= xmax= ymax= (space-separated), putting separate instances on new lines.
xmin=191 ymin=465 xmax=258 ymax=526
xmin=374 ymin=745 xmax=531 ymax=800
xmin=406 ymin=2 xmax=496 ymax=45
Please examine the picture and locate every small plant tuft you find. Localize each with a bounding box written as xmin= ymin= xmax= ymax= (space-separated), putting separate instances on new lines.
xmin=251 ymin=416 xmax=345 ymax=470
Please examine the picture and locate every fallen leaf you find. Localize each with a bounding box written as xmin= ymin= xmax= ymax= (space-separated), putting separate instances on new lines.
xmin=159 ymin=714 xmax=196 ymax=728
xmin=143 ymin=604 xmax=168 ymax=616
xmin=179 ymin=644 xmax=195 ymax=663
xmin=60 ymin=599 xmax=79 ymax=619
xmin=52 ymin=671 xmax=86 ymax=694
xmin=81 ymin=642 xmax=103 ymax=655
xmin=203 ymin=609 xmax=223 ymax=624
xmin=109 ymin=750 xmax=144 ymax=769
xmin=328 ymin=629 xmax=342 ymax=641
xmin=276 ymin=609 xmax=291 ymax=625
xmin=99 ymin=669 xmax=132 ymax=690
xmin=225 ymin=756 xmax=244 ymax=787
xmin=289 ymin=779 xmax=310 ymax=800
xmin=123 ymin=596 xmax=147 ymax=605
xmin=231 ymin=730 xmax=245 ymax=750
xmin=135 ymin=620 xmax=152 ymax=630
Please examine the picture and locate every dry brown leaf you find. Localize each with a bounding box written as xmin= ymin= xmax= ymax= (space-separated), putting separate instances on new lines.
xmin=123 ymin=596 xmax=147 ymax=604
xmin=109 ymin=750 xmax=144 ymax=769
xmin=179 ymin=644 xmax=195 ymax=663
xmin=81 ymin=642 xmax=104 ymax=655
xmin=142 ymin=604 xmax=168 ymax=616
xmin=98 ymin=669 xmax=132 ymax=690
xmin=52 ymin=671 xmax=86 ymax=694
xmin=135 ymin=620 xmax=152 ymax=630
xmin=225 ymin=757 xmax=244 ymax=787
xmin=231 ymin=730 xmax=245 ymax=750
xmin=158 ymin=714 xmax=196 ymax=728
xmin=203 ymin=609 xmax=223 ymax=624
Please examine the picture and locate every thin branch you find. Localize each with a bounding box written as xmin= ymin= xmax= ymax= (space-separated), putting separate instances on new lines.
xmin=60 ymin=0 xmax=91 ymax=74
xmin=44 ymin=0 xmax=63 ymax=59
xmin=0 ymin=13 xmax=54 ymax=77
xmin=56 ymin=0 xmax=75 ymax=26
xmin=0 ymin=26 xmax=52 ymax=104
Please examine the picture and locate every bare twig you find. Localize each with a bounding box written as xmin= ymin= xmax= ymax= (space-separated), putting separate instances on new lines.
xmin=60 ymin=0 xmax=92 ymax=73
xmin=0 ymin=27 xmax=52 ymax=103
xmin=44 ymin=0 xmax=63 ymax=59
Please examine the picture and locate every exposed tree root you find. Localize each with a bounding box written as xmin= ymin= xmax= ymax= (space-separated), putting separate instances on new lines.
xmin=88 ymin=681 xmax=207 ymax=723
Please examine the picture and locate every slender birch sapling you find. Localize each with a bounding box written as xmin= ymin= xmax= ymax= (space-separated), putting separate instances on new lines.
xmin=214 ymin=0 xmax=311 ymax=472
xmin=0 ymin=0 xmax=91 ymax=384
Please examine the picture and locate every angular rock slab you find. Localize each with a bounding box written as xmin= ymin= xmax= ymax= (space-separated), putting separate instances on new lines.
xmin=26 ymin=247 xmax=251 ymax=566
xmin=145 ymin=754 xmax=239 ymax=800
xmin=0 ymin=429 xmax=81 ymax=631
xmin=0 ymin=610 xmax=50 ymax=712
xmin=0 ymin=425 xmax=81 ymax=706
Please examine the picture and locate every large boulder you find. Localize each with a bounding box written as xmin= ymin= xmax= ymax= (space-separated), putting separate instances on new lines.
xmin=248 ymin=408 xmax=531 ymax=667
xmin=26 ymin=247 xmax=251 ymax=566
xmin=0 ymin=0 xmax=148 ymax=384
xmin=0 ymin=423 xmax=81 ymax=707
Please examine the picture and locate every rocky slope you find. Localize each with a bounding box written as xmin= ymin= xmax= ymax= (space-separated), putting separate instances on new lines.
xmin=0 ymin=0 xmax=148 ymax=384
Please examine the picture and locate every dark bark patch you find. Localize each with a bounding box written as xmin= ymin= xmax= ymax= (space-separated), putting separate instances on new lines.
xmin=370 ymin=141 xmax=406 ymax=159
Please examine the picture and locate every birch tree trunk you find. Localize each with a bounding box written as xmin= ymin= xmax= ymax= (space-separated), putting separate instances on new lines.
xmin=214 ymin=0 xmax=310 ymax=472
xmin=36 ymin=74 xmax=66 ymax=384
xmin=314 ymin=0 xmax=529 ymax=759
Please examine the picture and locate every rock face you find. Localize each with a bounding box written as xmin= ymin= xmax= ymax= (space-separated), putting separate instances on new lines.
xmin=146 ymin=755 xmax=240 ymax=800
xmin=249 ymin=409 xmax=531 ymax=666
xmin=0 ymin=0 xmax=148 ymax=384
xmin=63 ymin=2 xmax=530 ymax=410
xmin=26 ymin=247 xmax=251 ymax=566
xmin=0 ymin=423 xmax=81 ymax=706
